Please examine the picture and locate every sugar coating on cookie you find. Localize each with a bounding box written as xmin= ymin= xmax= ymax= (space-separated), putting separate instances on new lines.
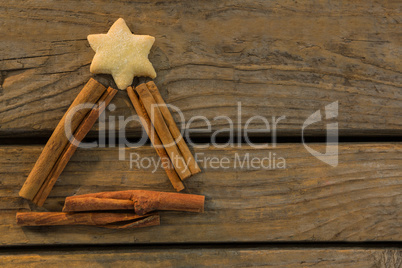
xmin=88 ymin=18 xmax=156 ymax=90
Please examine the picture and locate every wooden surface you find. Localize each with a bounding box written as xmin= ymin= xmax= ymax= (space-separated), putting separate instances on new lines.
xmin=0 ymin=0 xmax=401 ymax=137
xmin=0 ymin=248 xmax=401 ymax=267
xmin=0 ymin=0 xmax=401 ymax=266
xmin=0 ymin=144 xmax=400 ymax=245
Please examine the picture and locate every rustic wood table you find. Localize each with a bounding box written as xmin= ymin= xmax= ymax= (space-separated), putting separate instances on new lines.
xmin=0 ymin=0 xmax=401 ymax=266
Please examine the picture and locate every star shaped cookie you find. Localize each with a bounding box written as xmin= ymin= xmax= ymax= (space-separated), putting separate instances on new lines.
xmin=88 ymin=18 xmax=156 ymax=90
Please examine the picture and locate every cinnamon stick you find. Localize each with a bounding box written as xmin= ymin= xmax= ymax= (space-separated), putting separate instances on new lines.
xmin=63 ymin=190 xmax=205 ymax=215
xmin=32 ymin=87 xmax=118 ymax=206
xmin=16 ymin=212 xmax=160 ymax=229
xmin=135 ymin=84 xmax=191 ymax=180
xmin=146 ymin=81 xmax=201 ymax=175
xmin=19 ymin=78 xmax=107 ymax=201
xmin=63 ymin=197 xmax=134 ymax=211
xmin=127 ymin=86 xmax=184 ymax=191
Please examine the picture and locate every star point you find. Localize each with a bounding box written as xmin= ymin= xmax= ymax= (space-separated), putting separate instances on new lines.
xmin=88 ymin=18 xmax=156 ymax=90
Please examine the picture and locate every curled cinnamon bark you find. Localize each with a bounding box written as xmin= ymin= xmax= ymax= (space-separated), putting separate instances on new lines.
xmin=135 ymin=84 xmax=192 ymax=180
xmin=146 ymin=81 xmax=201 ymax=176
xmin=16 ymin=212 xmax=160 ymax=229
xmin=127 ymin=86 xmax=185 ymax=192
xmin=63 ymin=190 xmax=205 ymax=215
xmin=32 ymin=87 xmax=118 ymax=206
xmin=64 ymin=197 xmax=134 ymax=211
xmin=19 ymin=78 xmax=107 ymax=201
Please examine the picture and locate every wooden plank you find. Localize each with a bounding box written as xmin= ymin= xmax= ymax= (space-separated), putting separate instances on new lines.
xmin=0 ymin=143 xmax=400 ymax=245
xmin=0 ymin=0 xmax=401 ymax=137
xmin=0 ymin=248 xmax=401 ymax=267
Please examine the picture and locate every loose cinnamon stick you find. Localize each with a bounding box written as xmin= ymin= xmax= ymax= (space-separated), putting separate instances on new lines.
xmin=127 ymin=86 xmax=184 ymax=191
xmin=63 ymin=197 xmax=134 ymax=211
xmin=16 ymin=212 xmax=160 ymax=229
xmin=102 ymin=213 xmax=159 ymax=229
xmin=19 ymin=78 xmax=107 ymax=201
xmin=32 ymin=87 xmax=118 ymax=206
xmin=63 ymin=190 xmax=205 ymax=215
xmin=135 ymin=84 xmax=191 ymax=180
xmin=146 ymin=81 xmax=201 ymax=175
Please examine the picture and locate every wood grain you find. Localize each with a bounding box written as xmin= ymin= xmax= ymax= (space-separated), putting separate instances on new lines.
xmin=0 ymin=143 xmax=400 ymax=245
xmin=0 ymin=248 xmax=401 ymax=267
xmin=0 ymin=0 xmax=401 ymax=137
